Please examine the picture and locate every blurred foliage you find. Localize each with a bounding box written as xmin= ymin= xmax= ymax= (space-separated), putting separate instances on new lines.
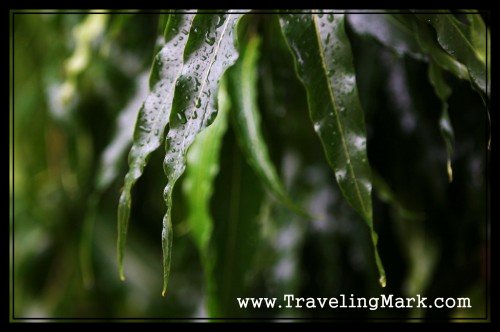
xmin=11 ymin=10 xmax=488 ymax=320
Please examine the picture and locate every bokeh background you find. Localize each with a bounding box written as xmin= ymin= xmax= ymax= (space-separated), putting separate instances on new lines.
xmin=11 ymin=11 xmax=488 ymax=320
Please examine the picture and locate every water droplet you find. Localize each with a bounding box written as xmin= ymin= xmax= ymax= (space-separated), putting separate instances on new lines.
xmin=195 ymin=98 xmax=201 ymax=108
xmin=139 ymin=125 xmax=151 ymax=133
xmin=177 ymin=112 xmax=187 ymax=124
xmin=205 ymin=32 xmax=216 ymax=46
xmin=192 ymin=110 xmax=198 ymax=119
xmin=181 ymin=29 xmax=188 ymax=35
xmin=327 ymin=14 xmax=334 ymax=22
xmin=206 ymin=111 xmax=218 ymax=126
xmin=215 ymin=15 xmax=224 ymax=28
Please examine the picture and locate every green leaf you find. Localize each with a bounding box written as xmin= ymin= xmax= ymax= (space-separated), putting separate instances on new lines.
xmin=279 ymin=12 xmax=385 ymax=287
xmin=161 ymin=12 xmax=247 ymax=296
xmin=466 ymin=12 xmax=487 ymax=64
xmin=227 ymin=35 xmax=307 ymax=217
xmin=412 ymin=18 xmax=469 ymax=81
xmin=80 ymin=71 xmax=149 ymax=287
xmin=428 ymin=61 xmax=455 ymax=182
xmin=182 ymin=79 xmax=230 ymax=315
xmin=416 ymin=13 xmax=487 ymax=95
xmin=97 ymin=72 xmax=150 ymax=190
xmin=347 ymin=13 xmax=426 ymax=60
xmin=117 ymin=13 xmax=195 ymax=281
xmin=209 ymin=130 xmax=265 ymax=316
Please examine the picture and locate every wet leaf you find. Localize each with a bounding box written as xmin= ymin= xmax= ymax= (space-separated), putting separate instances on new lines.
xmin=183 ymin=80 xmax=230 ymax=315
xmin=279 ymin=12 xmax=385 ymax=287
xmin=117 ymin=13 xmax=195 ymax=281
xmin=412 ymin=18 xmax=469 ymax=81
xmin=416 ymin=13 xmax=487 ymax=95
xmin=80 ymin=71 xmax=149 ymax=287
xmin=161 ymin=12 xmax=248 ymax=296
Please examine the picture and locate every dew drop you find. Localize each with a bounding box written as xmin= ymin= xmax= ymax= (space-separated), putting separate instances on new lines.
xmin=205 ymin=32 xmax=216 ymax=46
xmin=215 ymin=15 xmax=224 ymax=28
xmin=177 ymin=112 xmax=187 ymax=124
xmin=206 ymin=111 xmax=218 ymax=126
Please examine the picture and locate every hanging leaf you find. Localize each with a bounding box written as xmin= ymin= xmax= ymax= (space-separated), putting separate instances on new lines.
xmin=416 ymin=13 xmax=487 ymax=95
xmin=411 ymin=18 xmax=469 ymax=81
xmin=117 ymin=13 xmax=195 ymax=281
xmin=80 ymin=71 xmax=149 ymax=287
xmin=97 ymin=72 xmax=150 ymax=190
xmin=347 ymin=13 xmax=426 ymax=60
xmin=428 ymin=61 xmax=455 ymax=182
xmin=161 ymin=12 xmax=248 ymax=296
xmin=183 ymin=79 xmax=230 ymax=315
xmin=227 ymin=35 xmax=307 ymax=218
xmin=279 ymin=12 xmax=386 ymax=287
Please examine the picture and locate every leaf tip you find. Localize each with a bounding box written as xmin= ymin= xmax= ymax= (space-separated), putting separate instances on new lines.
xmin=379 ymin=275 xmax=387 ymax=288
xmin=119 ymin=268 xmax=126 ymax=281
xmin=447 ymin=159 xmax=453 ymax=183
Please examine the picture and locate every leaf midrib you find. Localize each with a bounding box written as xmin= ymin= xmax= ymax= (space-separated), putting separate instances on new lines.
xmin=150 ymin=15 xmax=193 ymax=143
xmin=311 ymin=13 xmax=368 ymax=219
xmin=176 ymin=14 xmax=232 ymax=155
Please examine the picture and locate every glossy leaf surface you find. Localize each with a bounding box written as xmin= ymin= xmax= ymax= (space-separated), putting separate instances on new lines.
xmin=161 ymin=12 xmax=247 ymax=296
xmin=279 ymin=12 xmax=385 ymax=286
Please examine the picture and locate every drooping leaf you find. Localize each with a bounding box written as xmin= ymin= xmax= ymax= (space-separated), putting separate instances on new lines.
xmin=117 ymin=13 xmax=195 ymax=281
xmin=279 ymin=12 xmax=386 ymax=287
xmin=347 ymin=13 xmax=426 ymax=60
xmin=411 ymin=18 xmax=469 ymax=81
xmin=227 ymin=35 xmax=307 ymax=218
xmin=416 ymin=13 xmax=487 ymax=95
xmin=161 ymin=12 xmax=248 ymax=296
xmin=97 ymin=72 xmax=150 ymax=190
xmin=79 ymin=71 xmax=149 ymax=287
xmin=428 ymin=61 xmax=455 ymax=182
xmin=183 ymin=79 xmax=230 ymax=315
